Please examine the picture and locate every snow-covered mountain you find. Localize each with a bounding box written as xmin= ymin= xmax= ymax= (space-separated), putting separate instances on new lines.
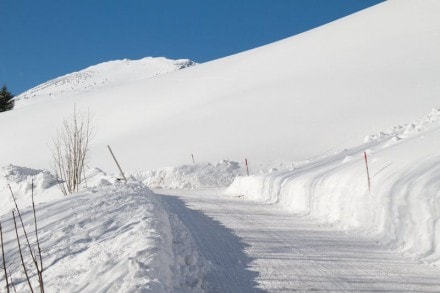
xmin=1 ymin=0 xmax=439 ymax=172
xmin=13 ymin=57 xmax=196 ymax=108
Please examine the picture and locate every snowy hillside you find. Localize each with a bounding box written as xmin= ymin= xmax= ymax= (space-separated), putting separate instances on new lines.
xmin=1 ymin=0 xmax=439 ymax=172
xmin=13 ymin=57 xmax=196 ymax=108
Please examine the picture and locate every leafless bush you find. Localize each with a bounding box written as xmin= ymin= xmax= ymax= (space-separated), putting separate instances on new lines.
xmin=52 ymin=107 xmax=93 ymax=195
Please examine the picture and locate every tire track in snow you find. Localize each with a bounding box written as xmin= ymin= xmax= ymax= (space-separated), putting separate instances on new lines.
xmin=157 ymin=189 xmax=440 ymax=292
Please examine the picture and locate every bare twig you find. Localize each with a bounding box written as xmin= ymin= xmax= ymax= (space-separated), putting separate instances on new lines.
xmin=0 ymin=220 xmax=10 ymax=293
xmin=8 ymin=185 xmax=39 ymax=271
xmin=12 ymin=211 xmax=33 ymax=293
xmin=31 ymin=179 xmax=44 ymax=292
xmin=8 ymin=270 xmax=16 ymax=293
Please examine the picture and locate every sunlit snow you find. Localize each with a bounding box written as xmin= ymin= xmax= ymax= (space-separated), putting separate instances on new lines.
xmin=1 ymin=0 xmax=440 ymax=291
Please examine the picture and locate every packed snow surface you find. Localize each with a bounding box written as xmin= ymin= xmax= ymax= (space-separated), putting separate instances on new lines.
xmin=1 ymin=0 xmax=439 ymax=172
xmin=158 ymin=189 xmax=440 ymax=291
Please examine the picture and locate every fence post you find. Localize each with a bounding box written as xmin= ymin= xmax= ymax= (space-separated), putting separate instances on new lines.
xmin=364 ymin=151 xmax=371 ymax=192
xmin=245 ymin=158 xmax=249 ymax=176
xmin=191 ymin=154 xmax=195 ymax=164
xmin=107 ymin=145 xmax=127 ymax=183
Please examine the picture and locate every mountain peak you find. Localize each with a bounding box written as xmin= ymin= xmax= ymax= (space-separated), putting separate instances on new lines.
xmin=14 ymin=57 xmax=196 ymax=108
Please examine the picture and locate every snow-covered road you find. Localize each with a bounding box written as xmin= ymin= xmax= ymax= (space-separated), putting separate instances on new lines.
xmin=158 ymin=189 xmax=440 ymax=292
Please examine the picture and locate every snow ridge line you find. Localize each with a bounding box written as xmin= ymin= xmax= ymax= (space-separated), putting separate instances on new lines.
xmin=365 ymin=107 xmax=440 ymax=142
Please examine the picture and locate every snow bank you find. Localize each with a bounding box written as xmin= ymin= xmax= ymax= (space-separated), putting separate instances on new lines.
xmin=130 ymin=160 xmax=296 ymax=189
xmin=0 ymin=165 xmax=123 ymax=216
xmin=226 ymin=108 xmax=440 ymax=264
xmin=0 ymin=168 xmax=205 ymax=291
xmin=130 ymin=160 xmax=243 ymax=189
xmin=0 ymin=165 xmax=60 ymax=215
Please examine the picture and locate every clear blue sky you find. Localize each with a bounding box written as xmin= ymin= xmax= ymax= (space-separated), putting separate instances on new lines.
xmin=0 ymin=0 xmax=384 ymax=95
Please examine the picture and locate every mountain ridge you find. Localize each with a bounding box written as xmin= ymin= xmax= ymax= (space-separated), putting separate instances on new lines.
xmin=13 ymin=57 xmax=196 ymax=108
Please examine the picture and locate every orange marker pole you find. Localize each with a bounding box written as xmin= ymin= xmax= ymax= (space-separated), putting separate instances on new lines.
xmin=364 ymin=151 xmax=371 ymax=192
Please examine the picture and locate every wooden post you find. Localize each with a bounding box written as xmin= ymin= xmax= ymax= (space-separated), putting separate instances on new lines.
xmin=107 ymin=145 xmax=127 ymax=183
xmin=364 ymin=151 xmax=371 ymax=192
xmin=191 ymin=154 xmax=195 ymax=164
xmin=245 ymin=158 xmax=249 ymax=176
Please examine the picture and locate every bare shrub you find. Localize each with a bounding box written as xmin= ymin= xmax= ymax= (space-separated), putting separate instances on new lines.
xmin=52 ymin=107 xmax=93 ymax=195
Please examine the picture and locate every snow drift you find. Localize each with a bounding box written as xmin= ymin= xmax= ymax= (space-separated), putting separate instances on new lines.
xmin=1 ymin=0 xmax=439 ymax=172
xmin=226 ymin=108 xmax=440 ymax=264
xmin=0 ymin=169 xmax=205 ymax=292
xmin=131 ymin=159 xmax=296 ymax=190
xmin=0 ymin=165 xmax=122 ymax=216
xmin=131 ymin=160 xmax=243 ymax=189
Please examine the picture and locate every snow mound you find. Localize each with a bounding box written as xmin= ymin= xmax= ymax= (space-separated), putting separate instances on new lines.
xmin=0 ymin=165 xmax=60 ymax=215
xmin=226 ymin=108 xmax=440 ymax=264
xmin=13 ymin=57 xmax=196 ymax=108
xmin=0 ymin=165 xmax=123 ymax=216
xmin=130 ymin=160 xmax=297 ymax=189
xmin=131 ymin=160 xmax=244 ymax=189
xmin=0 ymin=181 xmax=205 ymax=292
xmin=1 ymin=164 xmax=58 ymax=192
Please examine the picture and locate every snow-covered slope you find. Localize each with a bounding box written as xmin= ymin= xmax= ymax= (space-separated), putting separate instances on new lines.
xmin=13 ymin=57 xmax=196 ymax=108
xmin=226 ymin=107 xmax=440 ymax=264
xmin=1 ymin=0 xmax=439 ymax=174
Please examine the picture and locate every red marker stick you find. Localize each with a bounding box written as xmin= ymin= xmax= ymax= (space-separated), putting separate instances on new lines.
xmin=364 ymin=151 xmax=371 ymax=192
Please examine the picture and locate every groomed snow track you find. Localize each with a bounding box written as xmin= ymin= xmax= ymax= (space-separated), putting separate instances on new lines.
xmin=158 ymin=189 xmax=440 ymax=292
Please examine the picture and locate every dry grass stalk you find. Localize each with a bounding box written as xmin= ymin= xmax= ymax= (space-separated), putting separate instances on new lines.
xmin=4 ymin=180 xmax=44 ymax=292
xmin=0 ymin=220 xmax=10 ymax=293
xmin=12 ymin=211 xmax=33 ymax=292
xmin=31 ymin=180 xmax=44 ymax=292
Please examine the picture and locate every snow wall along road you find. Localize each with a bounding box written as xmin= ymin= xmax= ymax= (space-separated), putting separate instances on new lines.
xmin=227 ymin=108 xmax=440 ymax=264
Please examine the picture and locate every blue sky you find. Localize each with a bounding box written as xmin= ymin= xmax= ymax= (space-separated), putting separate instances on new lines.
xmin=0 ymin=0 xmax=383 ymax=95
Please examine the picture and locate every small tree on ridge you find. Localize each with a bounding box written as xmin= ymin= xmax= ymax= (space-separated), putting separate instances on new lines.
xmin=0 ymin=85 xmax=14 ymax=112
